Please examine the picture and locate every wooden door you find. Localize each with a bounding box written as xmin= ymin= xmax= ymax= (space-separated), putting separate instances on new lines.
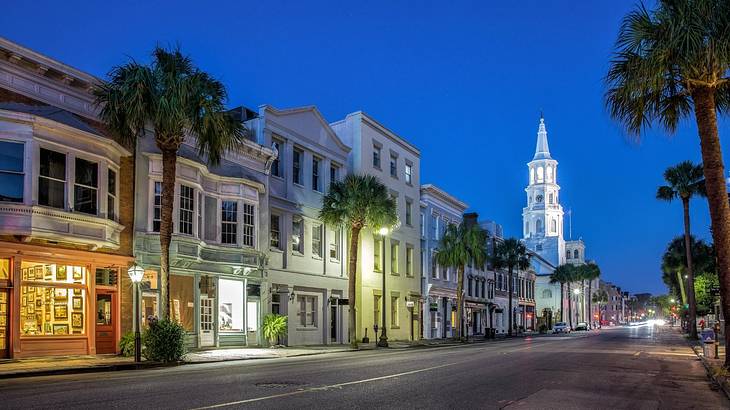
xmin=95 ymin=291 xmax=116 ymax=354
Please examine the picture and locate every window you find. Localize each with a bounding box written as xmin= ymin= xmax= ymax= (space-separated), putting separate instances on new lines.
xmin=312 ymin=157 xmax=321 ymax=191
xmin=549 ymin=193 xmax=554 ymax=204
xmin=374 ymin=295 xmax=381 ymax=327
xmin=0 ymin=141 xmax=24 ymax=202
xmin=481 ymin=280 xmax=486 ymax=298
xmin=107 ymin=169 xmax=117 ymax=220
xmin=242 ymin=203 xmax=255 ymax=247
xmin=406 ymin=246 xmax=414 ymax=277
xmin=537 ymin=166 xmax=544 ymax=182
xmin=391 ymin=242 xmax=399 ymax=274
xmin=179 ymin=185 xmax=194 ymax=235
xmin=574 ymin=249 xmax=579 ymax=259
xmin=219 ymin=279 xmax=243 ymax=331
xmin=535 ymin=219 xmax=543 ymax=234
xmin=405 ymin=163 xmax=412 ymax=185
xmin=373 ymin=145 xmax=381 ymax=169
xmin=405 ymin=199 xmax=412 ymax=226
xmin=221 ymin=201 xmax=238 ymax=244
xmin=312 ymin=224 xmax=323 ymax=258
xmin=271 ymin=139 xmax=282 ymax=177
xmin=39 ymin=148 xmax=66 ymax=209
xmin=298 ymin=295 xmax=317 ymax=327
xmin=330 ymin=164 xmax=338 ymax=185
xmin=468 ymin=277 xmax=473 ymax=296
xmin=431 ymin=252 xmax=438 ymax=279
xmin=74 ymin=157 xmax=98 ymax=215
xmin=420 ymin=213 xmax=425 ymax=237
xmin=566 ymin=250 xmax=571 ymax=259
xmin=293 ymin=149 xmax=302 ymax=185
xmin=390 ymin=154 xmax=397 ymax=177
xmin=391 ymin=296 xmax=399 ymax=327
xmin=292 ymin=216 xmax=303 ymax=253
xmin=169 ymin=275 xmax=195 ymax=331
xmin=497 ymin=274 xmax=503 ymax=291
xmin=329 ymin=229 xmax=340 ymax=261
xmin=431 ymin=215 xmax=438 ymax=239
xmin=152 ymin=182 xmax=162 ymax=232
xmin=270 ymin=215 xmax=281 ymax=249
xmin=442 ymin=264 xmax=448 ymax=281
xmin=530 ymin=168 xmax=535 ymax=184
xmin=373 ymin=237 xmax=383 ymax=272
xmin=551 ymin=219 xmax=557 ymax=233
xmin=198 ymin=192 xmax=203 ymax=238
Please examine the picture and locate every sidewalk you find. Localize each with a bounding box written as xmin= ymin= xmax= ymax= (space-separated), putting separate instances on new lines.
xmin=685 ymin=327 xmax=730 ymax=399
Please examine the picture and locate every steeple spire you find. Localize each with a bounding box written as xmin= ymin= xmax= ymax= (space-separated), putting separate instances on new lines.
xmin=533 ymin=115 xmax=551 ymax=160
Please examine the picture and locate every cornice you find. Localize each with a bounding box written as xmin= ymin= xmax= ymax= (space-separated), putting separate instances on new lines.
xmin=348 ymin=111 xmax=420 ymax=157
xmin=261 ymin=104 xmax=352 ymax=154
xmin=420 ymin=183 xmax=468 ymax=211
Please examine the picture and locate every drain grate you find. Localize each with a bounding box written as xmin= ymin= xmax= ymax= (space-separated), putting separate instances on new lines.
xmin=255 ymin=381 xmax=307 ymax=389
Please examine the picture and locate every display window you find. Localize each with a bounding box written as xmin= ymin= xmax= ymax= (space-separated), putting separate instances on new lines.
xmin=0 ymin=258 xmax=9 ymax=280
xmin=219 ymin=279 xmax=243 ymax=331
xmin=169 ymin=275 xmax=194 ymax=331
xmin=19 ymin=261 xmax=86 ymax=336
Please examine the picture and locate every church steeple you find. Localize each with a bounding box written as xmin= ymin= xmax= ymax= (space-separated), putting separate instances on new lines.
xmin=533 ymin=115 xmax=551 ymax=160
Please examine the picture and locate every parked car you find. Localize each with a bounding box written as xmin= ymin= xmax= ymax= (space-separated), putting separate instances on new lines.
xmin=553 ymin=322 xmax=571 ymax=333
xmin=574 ymin=322 xmax=588 ymax=331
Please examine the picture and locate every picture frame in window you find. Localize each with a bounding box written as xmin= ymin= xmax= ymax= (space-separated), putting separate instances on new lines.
xmin=28 ymin=286 xmax=34 ymax=293
xmin=34 ymin=266 xmax=43 ymax=279
xmin=71 ymin=312 xmax=83 ymax=328
xmin=21 ymin=268 xmax=28 ymax=281
xmin=27 ymin=304 xmax=34 ymax=314
xmin=54 ymin=288 xmax=68 ymax=300
xmin=72 ymin=267 xmax=82 ymax=281
xmin=21 ymin=296 xmax=26 ymax=307
xmin=54 ymin=304 xmax=68 ymax=319
xmin=57 ymin=265 xmax=67 ymax=281
xmin=44 ymin=265 xmax=52 ymax=279
xmin=20 ymin=307 xmax=25 ymax=316
xmin=73 ymin=288 xmax=82 ymax=296
xmin=53 ymin=324 xmax=69 ymax=335
xmin=0 ymin=315 xmax=5 ymax=326
xmin=28 ymin=268 xmax=35 ymax=280
xmin=36 ymin=299 xmax=42 ymax=307
xmin=45 ymin=312 xmax=50 ymax=322
xmin=72 ymin=297 xmax=82 ymax=310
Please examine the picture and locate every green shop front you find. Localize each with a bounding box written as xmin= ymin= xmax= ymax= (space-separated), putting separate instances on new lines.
xmin=135 ymin=233 xmax=264 ymax=348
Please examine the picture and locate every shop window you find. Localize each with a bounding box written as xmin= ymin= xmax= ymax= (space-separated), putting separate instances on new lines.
xmin=74 ymin=157 xmax=98 ymax=215
xmin=179 ymin=185 xmax=194 ymax=235
xmin=39 ymin=148 xmax=66 ymax=209
xmin=19 ymin=262 xmax=87 ymax=336
xmin=270 ymin=214 xmax=281 ymax=249
xmin=242 ymin=203 xmax=255 ymax=247
xmin=0 ymin=258 xmax=8 ymax=279
xmin=292 ymin=216 xmax=303 ymax=254
xmin=312 ymin=224 xmax=323 ymax=258
xmin=219 ymin=279 xmax=244 ymax=331
xmin=221 ymin=200 xmax=238 ymax=245
xmin=298 ymin=295 xmax=317 ymax=328
xmin=246 ymin=301 xmax=258 ymax=332
xmin=152 ymin=181 xmax=162 ymax=232
xmin=169 ymin=275 xmax=194 ymax=331
xmin=107 ymin=169 xmax=117 ymax=221
xmin=0 ymin=140 xmax=24 ymax=203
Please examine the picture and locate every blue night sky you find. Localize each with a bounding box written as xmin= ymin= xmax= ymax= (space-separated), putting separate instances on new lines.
xmin=3 ymin=0 xmax=728 ymax=295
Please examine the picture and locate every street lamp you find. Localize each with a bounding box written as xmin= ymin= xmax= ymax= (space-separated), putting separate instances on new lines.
xmin=377 ymin=227 xmax=389 ymax=348
xmin=127 ymin=263 xmax=144 ymax=363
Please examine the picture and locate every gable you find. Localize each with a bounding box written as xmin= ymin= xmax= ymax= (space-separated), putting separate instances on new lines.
xmin=264 ymin=106 xmax=350 ymax=158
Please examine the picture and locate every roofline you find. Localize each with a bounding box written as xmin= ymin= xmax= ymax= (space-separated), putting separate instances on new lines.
xmin=420 ymin=184 xmax=468 ymax=211
xmin=260 ymin=104 xmax=351 ymax=153
xmin=0 ymin=37 xmax=100 ymax=86
xmin=344 ymin=111 xmax=420 ymax=157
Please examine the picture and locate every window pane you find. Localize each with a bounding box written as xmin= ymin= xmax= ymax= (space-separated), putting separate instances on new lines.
xmin=270 ymin=215 xmax=280 ymax=249
xmin=74 ymin=185 xmax=97 ymax=215
xmin=219 ymin=279 xmax=244 ymax=331
xmin=312 ymin=224 xmax=322 ymax=257
xmin=221 ymin=201 xmax=238 ymax=244
xmin=20 ymin=285 xmax=86 ymax=336
xmin=0 ymin=173 xmax=23 ymax=202
xmin=292 ymin=216 xmax=303 ymax=253
xmin=179 ymin=185 xmax=194 ymax=235
xmin=0 ymin=141 xmax=23 ymax=172
xmin=242 ymin=203 xmax=255 ymax=247
xmin=40 ymin=148 xmax=65 ymax=180
xmin=75 ymin=158 xmax=98 ymax=188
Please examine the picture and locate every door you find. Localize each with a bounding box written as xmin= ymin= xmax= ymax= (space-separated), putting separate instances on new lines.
xmin=0 ymin=290 xmax=8 ymax=358
xmin=199 ymin=296 xmax=214 ymax=347
xmin=330 ymin=306 xmax=338 ymax=343
xmin=95 ymin=291 xmax=116 ymax=354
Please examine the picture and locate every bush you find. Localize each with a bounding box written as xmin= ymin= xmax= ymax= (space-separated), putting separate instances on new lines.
xmin=143 ymin=318 xmax=186 ymax=362
xmin=538 ymin=324 xmax=548 ymax=334
xmin=262 ymin=314 xmax=288 ymax=346
xmin=118 ymin=331 xmax=145 ymax=357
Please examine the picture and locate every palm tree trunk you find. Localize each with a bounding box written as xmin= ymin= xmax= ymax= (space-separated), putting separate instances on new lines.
xmin=682 ymin=198 xmax=698 ymax=339
xmin=676 ymin=270 xmax=687 ymax=305
xmin=559 ymin=282 xmax=564 ymax=322
xmin=588 ymin=281 xmax=593 ymax=329
xmin=567 ymin=282 xmax=573 ymax=329
xmin=692 ymin=86 xmax=730 ymax=367
xmin=348 ymin=226 xmax=362 ymax=348
xmin=456 ymin=265 xmax=464 ymax=341
xmin=507 ymin=267 xmax=513 ymax=336
xmin=159 ymin=148 xmax=177 ymax=320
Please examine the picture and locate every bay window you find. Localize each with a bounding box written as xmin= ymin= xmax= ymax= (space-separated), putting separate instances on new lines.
xmin=74 ymin=157 xmax=98 ymax=215
xmin=107 ymin=169 xmax=117 ymax=221
xmin=179 ymin=185 xmax=194 ymax=235
xmin=0 ymin=141 xmax=24 ymax=203
xmin=221 ymin=200 xmax=237 ymax=245
xmin=39 ymin=148 xmax=66 ymax=209
xmin=152 ymin=182 xmax=162 ymax=232
xmin=242 ymin=203 xmax=255 ymax=247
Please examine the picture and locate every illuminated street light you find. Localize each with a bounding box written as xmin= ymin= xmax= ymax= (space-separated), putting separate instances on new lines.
xmin=127 ymin=263 xmax=145 ymax=363
xmin=573 ymin=288 xmax=580 ymax=295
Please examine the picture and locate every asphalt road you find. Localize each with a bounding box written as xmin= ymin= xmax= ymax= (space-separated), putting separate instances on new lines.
xmin=0 ymin=326 xmax=727 ymax=409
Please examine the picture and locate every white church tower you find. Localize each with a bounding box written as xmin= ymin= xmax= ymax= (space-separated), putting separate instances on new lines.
xmin=523 ymin=116 xmax=565 ymax=271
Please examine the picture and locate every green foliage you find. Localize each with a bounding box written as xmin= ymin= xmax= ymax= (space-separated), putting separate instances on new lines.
xmin=319 ymin=174 xmax=398 ymax=232
xmin=118 ymin=331 xmax=144 ymax=357
xmin=550 ymin=264 xmax=580 ymax=286
xmin=143 ymin=318 xmax=186 ymax=362
xmin=262 ymin=314 xmax=288 ymax=346
xmin=695 ymin=273 xmax=720 ymax=313
xmin=661 ymin=236 xmax=715 ymax=299
xmin=592 ymin=289 xmax=609 ymax=305
xmin=492 ymin=239 xmax=531 ymax=274
xmin=436 ymin=223 xmax=488 ymax=275
xmin=657 ymin=161 xmax=706 ymax=202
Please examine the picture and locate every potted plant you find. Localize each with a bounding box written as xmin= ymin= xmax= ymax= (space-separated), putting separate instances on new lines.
xmin=262 ymin=314 xmax=288 ymax=347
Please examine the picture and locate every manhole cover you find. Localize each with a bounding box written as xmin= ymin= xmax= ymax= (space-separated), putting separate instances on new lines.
xmin=255 ymin=381 xmax=307 ymax=389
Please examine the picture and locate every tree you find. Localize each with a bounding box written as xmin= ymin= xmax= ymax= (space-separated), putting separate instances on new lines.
xmin=492 ymin=239 xmax=531 ymax=336
xmin=435 ymin=222 xmax=488 ymax=341
xmin=657 ymin=161 xmax=706 ymax=339
xmin=592 ymin=289 xmax=609 ymax=328
xmin=550 ymin=264 xmax=579 ymax=327
xmin=320 ymin=174 xmax=397 ymax=347
xmin=95 ymin=46 xmax=245 ymax=318
xmin=577 ymin=263 xmax=601 ymax=328
xmin=605 ymin=0 xmax=730 ymax=366
xmin=695 ymin=273 xmax=720 ymax=314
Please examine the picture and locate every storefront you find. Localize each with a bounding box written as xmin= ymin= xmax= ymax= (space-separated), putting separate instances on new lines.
xmin=0 ymin=243 xmax=131 ymax=358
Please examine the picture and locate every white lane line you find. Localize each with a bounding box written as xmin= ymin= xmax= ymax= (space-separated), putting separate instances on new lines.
xmin=191 ymin=361 xmax=463 ymax=409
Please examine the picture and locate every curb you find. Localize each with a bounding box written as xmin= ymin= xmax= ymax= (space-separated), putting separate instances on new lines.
xmin=689 ymin=343 xmax=730 ymax=400
xmin=0 ymin=361 xmax=169 ymax=380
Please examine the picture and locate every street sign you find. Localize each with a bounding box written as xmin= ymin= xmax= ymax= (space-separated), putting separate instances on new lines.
xmin=406 ymin=301 xmax=415 ymax=308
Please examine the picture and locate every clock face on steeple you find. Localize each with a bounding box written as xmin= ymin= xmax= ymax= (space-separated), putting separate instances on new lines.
xmin=535 ymin=194 xmax=544 ymax=203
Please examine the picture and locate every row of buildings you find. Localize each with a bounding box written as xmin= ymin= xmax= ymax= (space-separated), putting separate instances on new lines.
xmin=0 ymin=38 xmax=631 ymax=359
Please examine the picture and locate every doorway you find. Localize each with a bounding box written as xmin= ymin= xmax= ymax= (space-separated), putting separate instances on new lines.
xmin=330 ymin=305 xmax=338 ymax=343
xmin=95 ymin=291 xmax=116 ymax=354
xmin=200 ymin=296 xmax=215 ymax=347
xmin=0 ymin=290 xmax=8 ymax=358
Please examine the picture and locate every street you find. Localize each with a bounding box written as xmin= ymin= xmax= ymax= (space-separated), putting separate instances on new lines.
xmin=0 ymin=326 xmax=726 ymax=409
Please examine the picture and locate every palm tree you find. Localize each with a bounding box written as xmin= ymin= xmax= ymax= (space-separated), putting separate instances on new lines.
xmin=605 ymin=0 xmax=730 ymax=365
xmin=95 ymin=47 xmax=245 ymax=318
xmin=550 ymin=264 xmax=577 ymax=325
xmin=492 ymin=239 xmax=531 ymax=336
xmin=320 ymin=174 xmax=397 ymax=348
xmin=435 ymin=222 xmax=488 ymax=341
xmin=657 ymin=161 xmax=706 ymax=339
xmin=592 ymin=289 xmax=609 ymax=328
xmin=578 ymin=263 xmax=601 ymax=329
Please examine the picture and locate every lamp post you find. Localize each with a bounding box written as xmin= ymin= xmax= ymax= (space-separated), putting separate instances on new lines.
xmin=377 ymin=227 xmax=389 ymax=348
xmin=127 ymin=264 xmax=144 ymax=363
xmin=573 ymin=288 xmax=581 ymax=327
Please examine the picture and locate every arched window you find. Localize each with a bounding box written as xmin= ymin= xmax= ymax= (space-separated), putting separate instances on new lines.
xmin=549 ymin=193 xmax=554 ymax=204
xmin=566 ymin=250 xmax=571 ymax=259
xmin=530 ymin=168 xmax=535 ymax=184
xmin=537 ymin=167 xmax=544 ymax=182
xmin=547 ymin=166 xmax=553 ymax=182
xmin=536 ymin=218 xmax=543 ymax=234
xmin=525 ymin=221 xmax=529 ymax=235
xmin=542 ymin=289 xmax=552 ymax=299
xmin=551 ymin=219 xmax=557 ymax=233
xmin=574 ymin=249 xmax=579 ymax=259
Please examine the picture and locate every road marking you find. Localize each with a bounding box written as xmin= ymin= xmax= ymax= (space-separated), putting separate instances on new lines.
xmin=191 ymin=361 xmax=463 ymax=409
xmin=633 ymin=351 xmax=641 ymax=357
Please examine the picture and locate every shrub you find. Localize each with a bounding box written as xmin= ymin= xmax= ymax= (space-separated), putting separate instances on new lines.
xmin=118 ymin=331 xmax=145 ymax=357
xmin=538 ymin=324 xmax=548 ymax=334
xmin=143 ymin=318 xmax=186 ymax=362
xmin=262 ymin=314 xmax=288 ymax=346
